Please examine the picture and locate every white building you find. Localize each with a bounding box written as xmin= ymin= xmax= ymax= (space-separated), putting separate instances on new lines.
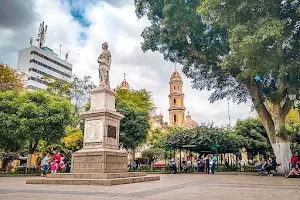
xmin=17 ymin=45 xmax=72 ymax=90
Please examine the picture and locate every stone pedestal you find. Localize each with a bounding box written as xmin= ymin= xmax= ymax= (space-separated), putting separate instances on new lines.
xmin=71 ymin=88 xmax=127 ymax=173
xmin=27 ymin=87 xmax=160 ymax=186
xmin=71 ymin=149 xmax=127 ymax=173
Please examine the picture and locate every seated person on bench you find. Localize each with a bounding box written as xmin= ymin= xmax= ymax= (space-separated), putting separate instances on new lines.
xmin=265 ymin=157 xmax=276 ymax=176
xmin=255 ymin=158 xmax=266 ymax=176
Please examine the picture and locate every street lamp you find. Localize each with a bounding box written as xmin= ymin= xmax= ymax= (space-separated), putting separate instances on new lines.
xmin=288 ymin=94 xmax=297 ymax=101
xmin=288 ymin=92 xmax=300 ymax=115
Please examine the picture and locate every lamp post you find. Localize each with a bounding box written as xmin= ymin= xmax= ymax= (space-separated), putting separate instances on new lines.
xmin=288 ymin=92 xmax=300 ymax=116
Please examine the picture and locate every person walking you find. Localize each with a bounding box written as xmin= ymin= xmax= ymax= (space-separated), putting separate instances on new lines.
xmin=211 ymin=154 xmax=217 ymax=174
xmin=41 ymin=153 xmax=50 ymax=177
xmin=131 ymin=160 xmax=136 ymax=172
xmin=205 ymin=155 xmax=210 ymax=174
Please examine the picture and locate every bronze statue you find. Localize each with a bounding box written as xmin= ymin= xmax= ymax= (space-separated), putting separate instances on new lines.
xmin=97 ymin=42 xmax=111 ymax=88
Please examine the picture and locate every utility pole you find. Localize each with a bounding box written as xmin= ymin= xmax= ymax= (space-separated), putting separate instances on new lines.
xmin=227 ymin=101 xmax=231 ymax=128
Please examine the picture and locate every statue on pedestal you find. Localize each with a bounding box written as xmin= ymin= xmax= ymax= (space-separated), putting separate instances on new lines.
xmin=97 ymin=42 xmax=111 ymax=88
xmin=241 ymin=147 xmax=248 ymax=165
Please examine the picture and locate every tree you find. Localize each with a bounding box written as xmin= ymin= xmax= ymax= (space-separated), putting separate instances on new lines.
xmin=117 ymin=101 xmax=150 ymax=151
xmin=0 ymin=91 xmax=74 ymax=167
xmin=147 ymin=128 xmax=167 ymax=148
xmin=46 ymin=75 xmax=96 ymax=127
xmin=234 ymin=118 xmax=272 ymax=155
xmin=135 ymin=0 xmax=300 ymax=173
xmin=116 ymin=88 xmax=153 ymax=152
xmin=142 ymin=147 xmax=164 ymax=164
xmin=116 ymin=88 xmax=154 ymax=113
xmin=62 ymin=127 xmax=84 ymax=152
xmin=165 ymin=126 xmax=241 ymax=154
xmin=0 ymin=64 xmax=23 ymax=92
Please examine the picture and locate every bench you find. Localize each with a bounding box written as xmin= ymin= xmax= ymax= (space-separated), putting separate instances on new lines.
xmin=255 ymin=164 xmax=281 ymax=176
xmin=269 ymin=164 xmax=281 ymax=175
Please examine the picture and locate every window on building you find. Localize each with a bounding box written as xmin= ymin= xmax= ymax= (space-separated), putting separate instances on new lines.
xmin=174 ymin=114 xmax=177 ymax=123
xmin=173 ymin=99 xmax=176 ymax=105
xmin=173 ymin=86 xmax=176 ymax=91
xmin=30 ymin=50 xmax=72 ymax=71
xmin=29 ymin=59 xmax=71 ymax=78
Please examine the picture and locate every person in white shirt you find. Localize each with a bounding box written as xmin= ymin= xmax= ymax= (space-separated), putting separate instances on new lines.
xmin=41 ymin=153 xmax=50 ymax=177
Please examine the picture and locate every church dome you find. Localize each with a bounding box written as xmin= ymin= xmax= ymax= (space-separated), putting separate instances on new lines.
xmin=171 ymin=70 xmax=181 ymax=77
xmin=171 ymin=65 xmax=181 ymax=79
xmin=120 ymin=80 xmax=129 ymax=87
xmin=181 ymin=112 xmax=199 ymax=129
xmin=120 ymin=73 xmax=129 ymax=90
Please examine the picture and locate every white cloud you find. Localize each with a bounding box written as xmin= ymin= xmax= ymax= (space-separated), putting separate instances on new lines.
xmin=0 ymin=0 xmax=252 ymax=127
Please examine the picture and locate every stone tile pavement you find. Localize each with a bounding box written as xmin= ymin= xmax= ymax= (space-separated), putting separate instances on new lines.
xmin=0 ymin=174 xmax=299 ymax=200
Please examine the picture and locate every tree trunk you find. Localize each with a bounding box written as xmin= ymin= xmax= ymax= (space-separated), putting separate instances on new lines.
xmin=271 ymin=142 xmax=291 ymax=174
xmin=26 ymin=153 xmax=32 ymax=168
xmin=271 ymin=107 xmax=292 ymax=174
xmin=247 ymin=79 xmax=293 ymax=174
xmin=26 ymin=141 xmax=38 ymax=169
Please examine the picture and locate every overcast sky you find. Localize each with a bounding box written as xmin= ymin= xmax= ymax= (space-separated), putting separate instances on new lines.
xmin=0 ymin=0 xmax=254 ymax=126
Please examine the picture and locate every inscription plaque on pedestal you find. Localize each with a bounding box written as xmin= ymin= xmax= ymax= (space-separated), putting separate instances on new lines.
xmin=84 ymin=119 xmax=103 ymax=143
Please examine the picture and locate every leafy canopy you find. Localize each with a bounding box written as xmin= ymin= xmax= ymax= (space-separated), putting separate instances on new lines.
xmin=136 ymin=0 xmax=300 ymax=104
xmin=116 ymin=88 xmax=153 ymax=150
xmin=233 ymin=118 xmax=272 ymax=154
xmin=62 ymin=127 xmax=84 ymax=152
xmin=0 ymin=91 xmax=74 ymax=153
xmin=165 ymin=126 xmax=241 ymax=153
xmin=0 ymin=64 xmax=24 ymax=92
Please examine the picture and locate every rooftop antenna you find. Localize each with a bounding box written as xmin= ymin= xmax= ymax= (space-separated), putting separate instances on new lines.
xmin=65 ymin=52 xmax=69 ymax=61
xmin=60 ymin=44 xmax=62 ymax=57
xmin=123 ymin=73 xmax=126 ymax=80
xmin=36 ymin=21 xmax=47 ymax=48
xmin=30 ymin=37 xmax=33 ymax=46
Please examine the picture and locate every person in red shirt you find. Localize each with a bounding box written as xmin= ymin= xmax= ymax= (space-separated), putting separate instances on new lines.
xmin=291 ymin=151 xmax=299 ymax=169
xmin=52 ymin=152 xmax=62 ymax=172
xmin=53 ymin=152 xmax=62 ymax=163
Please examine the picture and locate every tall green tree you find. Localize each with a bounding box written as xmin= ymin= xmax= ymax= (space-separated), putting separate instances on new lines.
xmin=116 ymin=88 xmax=153 ymax=152
xmin=234 ymin=118 xmax=272 ymax=155
xmin=135 ymin=0 xmax=300 ymax=173
xmin=0 ymin=91 xmax=74 ymax=167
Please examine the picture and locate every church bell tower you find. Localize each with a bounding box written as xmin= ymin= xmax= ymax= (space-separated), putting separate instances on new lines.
xmin=168 ymin=66 xmax=185 ymax=127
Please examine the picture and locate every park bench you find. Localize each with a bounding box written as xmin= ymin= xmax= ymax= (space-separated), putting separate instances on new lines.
xmin=269 ymin=163 xmax=281 ymax=175
xmin=255 ymin=163 xmax=281 ymax=176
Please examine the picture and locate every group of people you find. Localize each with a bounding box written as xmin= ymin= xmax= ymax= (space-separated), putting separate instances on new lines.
xmin=41 ymin=152 xmax=67 ymax=176
xmin=285 ymin=151 xmax=300 ymax=178
xmin=255 ymin=156 xmax=277 ymax=176
xmin=255 ymin=151 xmax=300 ymax=177
xmin=167 ymin=154 xmax=218 ymax=174
xmin=196 ymin=154 xmax=217 ymax=174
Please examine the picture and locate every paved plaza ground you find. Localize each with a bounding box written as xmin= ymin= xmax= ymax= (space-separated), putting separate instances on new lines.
xmin=0 ymin=174 xmax=299 ymax=200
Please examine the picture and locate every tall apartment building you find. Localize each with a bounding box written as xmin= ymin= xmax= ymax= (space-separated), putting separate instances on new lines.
xmin=17 ymin=21 xmax=72 ymax=90
xmin=17 ymin=46 xmax=72 ymax=90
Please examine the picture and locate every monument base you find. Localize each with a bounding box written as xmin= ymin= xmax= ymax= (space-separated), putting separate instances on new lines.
xmin=26 ymin=149 xmax=161 ymax=186
xmin=26 ymin=172 xmax=160 ymax=186
xmin=71 ymin=148 xmax=127 ymax=173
